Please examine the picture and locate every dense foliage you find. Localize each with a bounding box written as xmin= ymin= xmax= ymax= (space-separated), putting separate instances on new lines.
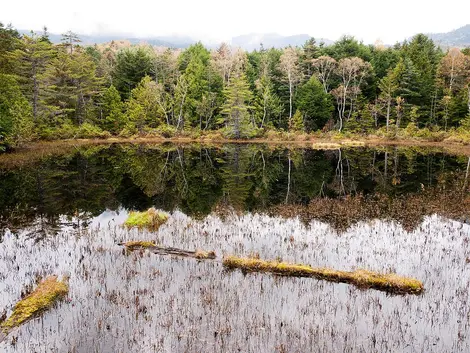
xmin=1 ymin=23 xmax=470 ymax=149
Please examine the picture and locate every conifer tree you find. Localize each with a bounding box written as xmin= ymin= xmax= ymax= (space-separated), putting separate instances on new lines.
xmin=221 ymin=74 xmax=254 ymax=139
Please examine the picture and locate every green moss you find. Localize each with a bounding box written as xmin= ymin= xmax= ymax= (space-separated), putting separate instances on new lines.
xmin=223 ymin=256 xmax=424 ymax=294
xmin=123 ymin=240 xmax=156 ymax=250
xmin=124 ymin=208 xmax=169 ymax=231
xmin=1 ymin=276 xmax=69 ymax=332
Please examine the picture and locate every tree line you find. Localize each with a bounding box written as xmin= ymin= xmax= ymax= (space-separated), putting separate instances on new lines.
xmin=1 ymin=22 xmax=470 ymax=150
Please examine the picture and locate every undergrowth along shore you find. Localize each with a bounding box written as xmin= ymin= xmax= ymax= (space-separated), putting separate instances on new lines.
xmin=223 ymin=256 xmax=424 ymax=295
xmin=4 ymin=128 xmax=470 ymax=161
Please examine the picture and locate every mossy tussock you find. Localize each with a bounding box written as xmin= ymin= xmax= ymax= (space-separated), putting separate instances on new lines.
xmin=121 ymin=242 xmax=216 ymax=260
xmin=123 ymin=208 xmax=169 ymax=231
xmin=122 ymin=240 xmax=156 ymax=250
xmin=1 ymin=276 xmax=69 ymax=333
xmin=223 ymin=256 xmax=424 ymax=294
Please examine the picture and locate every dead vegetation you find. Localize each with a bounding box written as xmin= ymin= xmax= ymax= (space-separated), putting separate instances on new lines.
xmin=270 ymin=187 xmax=470 ymax=231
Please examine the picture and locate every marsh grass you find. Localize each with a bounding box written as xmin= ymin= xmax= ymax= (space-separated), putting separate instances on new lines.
xmin=124 ymin=208 xmax=169 ymax=231
xmin=223 ymin=256 xmax=424 ymax=294
xmin=1 ymin=276 xmax=69 ymax=332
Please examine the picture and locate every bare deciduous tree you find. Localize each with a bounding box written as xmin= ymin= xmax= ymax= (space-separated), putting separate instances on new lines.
xmin=331 ymin=57 xmax=371 ymax=131
xmin=280 ymin=47 xmax=302 ymax=122
xmin=311 ymin=56 xmax=337 ymax=93
xmin=211 ymin=43 xmax=246 ymax=86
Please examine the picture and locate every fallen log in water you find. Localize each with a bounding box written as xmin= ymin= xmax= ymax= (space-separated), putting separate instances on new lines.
xmin=223 ymin=256 xmax=424 ymax=295
xmin=120 ymin=241 xmax=216 ymax=260
xmin=1 ymin=276 xmax=69 ymax=341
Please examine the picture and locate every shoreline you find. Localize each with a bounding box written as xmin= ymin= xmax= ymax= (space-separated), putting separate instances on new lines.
xmin=6 ymin=135 xmax=470 ymax=155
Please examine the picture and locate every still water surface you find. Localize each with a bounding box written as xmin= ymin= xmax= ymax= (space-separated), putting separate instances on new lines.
xmin=0 ymin=143 xmax=469 ymax=352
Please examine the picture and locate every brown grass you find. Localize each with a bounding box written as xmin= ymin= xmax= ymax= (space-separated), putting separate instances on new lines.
xmin=223 ymin=256 xmax=424 ymax=294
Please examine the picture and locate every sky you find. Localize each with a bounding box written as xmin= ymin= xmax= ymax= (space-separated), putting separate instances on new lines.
xmin=2 ymin=0 xmax=470 ymax=44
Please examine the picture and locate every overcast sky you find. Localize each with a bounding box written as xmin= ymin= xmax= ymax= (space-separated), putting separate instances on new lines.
xmin=2 ymin=0 xmax=469 ymax=44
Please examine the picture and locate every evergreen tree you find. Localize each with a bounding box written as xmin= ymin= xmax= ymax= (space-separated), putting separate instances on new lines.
xmin=0 ymin=74 xmax=33 ymax=149
xmin=126 ymin=76 xmax=161 ymax=131
xmin=0 ymin=22 xmax=21 ymax=74
xmin=112 ymin=47 xmax=155 ymax=98
xmin=102 ymin=85 xmax=126 ymax=133
xmin=13 ymin=32 xmax=54 ymax=120
xmin=295 ymin=76 xmax=334 ymax=131
xmin=40 ymin=48 xmax=102 ymax=126
xmin=289 ymin=110 xmax=304 ymax=132
xmin=221 ymin=74 xmax=254 ymax=139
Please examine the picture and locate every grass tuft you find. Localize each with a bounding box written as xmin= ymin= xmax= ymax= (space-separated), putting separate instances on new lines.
xmin=194 ymin=249 xmax=217 ymax=259
xmin=223 ymin=256 xmax=424 ymax=294
xmin=1 ymin=276 xmax=69 ymax=332
xmin=124 ymin=208 xmax=169 ymax=231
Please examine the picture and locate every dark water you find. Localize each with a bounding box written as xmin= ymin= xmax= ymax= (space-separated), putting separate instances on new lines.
xmin=0 ymin=143 xmax=470 ymax=352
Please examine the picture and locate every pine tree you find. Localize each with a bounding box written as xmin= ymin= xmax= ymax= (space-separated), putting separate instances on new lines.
xmin=126 ymin=76 xmax=161 ymax=131
xmin=40 ymin=48 xmax=102 ymax=125
xmin=0 ymin=74 xmax=33 ymax=149
xmin=13 ymin=32 xmax=54 ymax=120
xmin=221 ymin=74 xmax=254 ymax=139
xmin=289 ymin=110 xmax=304 ymax=132
xmin=102 ymin=85 xmax=126 ymax=133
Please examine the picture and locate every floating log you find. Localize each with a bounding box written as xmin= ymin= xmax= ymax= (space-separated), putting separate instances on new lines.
xmin=120 ymin=242 xmax=216 ymax=260
xmin=223 ymin=256 xmax=424 ymax=295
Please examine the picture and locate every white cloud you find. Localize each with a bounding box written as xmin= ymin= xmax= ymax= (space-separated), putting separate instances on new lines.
xmin=2 ymin=0 xmax=469 ymax=44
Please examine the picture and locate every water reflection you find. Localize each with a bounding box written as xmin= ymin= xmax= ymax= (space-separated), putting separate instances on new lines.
xmin=0 ymin=212 xmax=469 ymax=352
xmin=1 ymin=143 xmax=470 ymax=352
xmin=0 ymin=143 xmax=469 ymax=232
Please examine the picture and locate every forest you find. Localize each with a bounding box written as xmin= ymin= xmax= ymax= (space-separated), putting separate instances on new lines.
xmin=1 ymin=23 xmax=470 ymax=150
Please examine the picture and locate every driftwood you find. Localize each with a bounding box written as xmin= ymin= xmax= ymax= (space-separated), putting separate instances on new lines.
xmin=119 ymin=242 xmax=216 ymax=260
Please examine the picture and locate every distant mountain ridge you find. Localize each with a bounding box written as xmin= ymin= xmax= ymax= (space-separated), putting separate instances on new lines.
xmin=18 ymin=29 xmax=331 ymax=50
xmin=427 ymin=24 xmax=470 ymax=48
xmin=231 ymin=33 xmax=333 ymax=51
xmin=18 ymin=25 xmax=470 ymax=50
xmin=18 ymin=30 xmax=196 ymax=48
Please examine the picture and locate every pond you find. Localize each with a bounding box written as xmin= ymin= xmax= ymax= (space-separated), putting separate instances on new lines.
xmin=0 ymin=143 xmax=469 ymax=352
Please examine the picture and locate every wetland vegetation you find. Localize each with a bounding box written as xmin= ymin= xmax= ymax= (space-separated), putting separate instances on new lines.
xmin=0 ymin=142 xmax=469 ymax=352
